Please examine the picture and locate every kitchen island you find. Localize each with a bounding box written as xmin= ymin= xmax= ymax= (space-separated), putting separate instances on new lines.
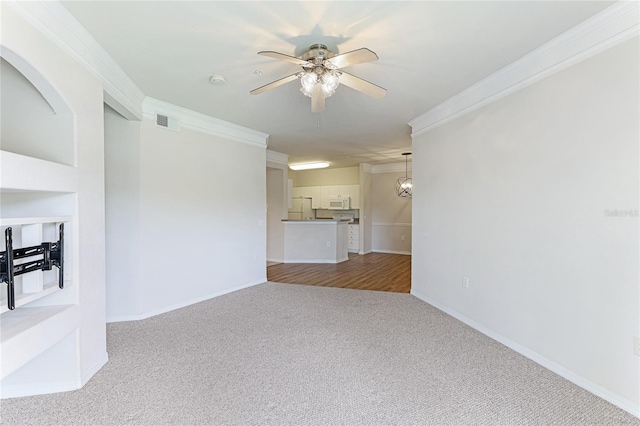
xmin=282 ymin=220 xmax=349 ymax=263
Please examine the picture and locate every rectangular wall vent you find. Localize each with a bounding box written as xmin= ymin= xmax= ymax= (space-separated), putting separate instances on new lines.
xmin=156 ymin=114 xmax=168 ymax=127
xmin=155 ymin=113 xmax=180 ymax=132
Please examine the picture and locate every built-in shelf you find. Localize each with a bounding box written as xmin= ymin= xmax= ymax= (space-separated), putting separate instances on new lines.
xmin=0 ymin=281 xmax=73 ymax=315
xmin=0 ymin=216 xmax=71 ymax=227
xmin=0 ymin=151 xmax=77 ymax=193
xmin=0 ymin=304 xmax=79 ymax=380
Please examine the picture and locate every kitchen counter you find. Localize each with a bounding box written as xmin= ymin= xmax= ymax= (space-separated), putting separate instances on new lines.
xmin=282 ymin=220 xmax=348 ymax=263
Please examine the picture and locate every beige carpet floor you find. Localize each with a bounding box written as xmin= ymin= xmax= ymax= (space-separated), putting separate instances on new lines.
xmin=1 ymin=282 xmax=638 ymax=425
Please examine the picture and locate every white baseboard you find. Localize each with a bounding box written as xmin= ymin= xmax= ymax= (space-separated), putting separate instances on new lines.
xmin=410 ymin=289 xmax=640 ymax=419
xmin=267 ymin=258 xmax=284 ymax=263
xmin=0 ymin=352 xmax=108 ymax=398
xmin=372 ymin=249 xmax=411 ymax=255
xmin=106 ymin=279 xmax=266 ymax=323
xmin=81 ymin=352 xmax=109 ymax=386
xmin=282 ymin=257 xmax=348 ymax=264
xmin=0 ymin=379 xmax=81 ymax=399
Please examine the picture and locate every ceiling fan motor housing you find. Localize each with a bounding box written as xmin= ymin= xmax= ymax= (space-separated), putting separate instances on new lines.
xmin=302 ymin=44 xmax=336 ymax=62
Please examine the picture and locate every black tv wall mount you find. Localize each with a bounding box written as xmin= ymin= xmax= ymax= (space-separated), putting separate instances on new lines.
xmin=0 ymin=224 xmax=64 ymax=310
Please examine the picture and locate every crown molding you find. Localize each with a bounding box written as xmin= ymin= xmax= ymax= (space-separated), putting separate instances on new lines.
xmin=143 ymin=97 xmax=269 ymax=148
xmin=360 ymin=163 xmax=373 ymax=174
xmin=266 ymin=150 xmax=289 ymax=165
xmin=409 ymin=1 xmax=639 ymax=137
xmin=6 ymin=0 xmax=145 ymax=120
xmin=370 ymin=162 xmax=412 ymax=174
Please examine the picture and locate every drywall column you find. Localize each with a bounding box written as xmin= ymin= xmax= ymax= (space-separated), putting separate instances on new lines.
xmin=411 ymin=38 xmax=639 ymax=413
xmin=359 ymin=164 xmax=373 ymax=254
xmin=104 ymin=105 xmax=141 ymax=319
xmin=267 ymin=168 xmax=285 ymax=262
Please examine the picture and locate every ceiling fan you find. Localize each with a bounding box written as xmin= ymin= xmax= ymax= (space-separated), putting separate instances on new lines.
xmin=250 ymin=44 xmax=386 ymax=112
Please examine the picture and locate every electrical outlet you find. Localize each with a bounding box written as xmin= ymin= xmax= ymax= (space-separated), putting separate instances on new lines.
xmin=401 ymin=235 xmax=405 ymax=241
xmin=326 ymin=241 xmax=331 ymax=247
xmin=462 ymin=276 xmax=469 ymax=289
xmin=634 ymin=336 xmax=640 ymax=356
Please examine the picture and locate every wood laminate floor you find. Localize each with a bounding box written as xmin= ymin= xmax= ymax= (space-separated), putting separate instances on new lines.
xmin=267 ymin=253 xmax=411 ymax=293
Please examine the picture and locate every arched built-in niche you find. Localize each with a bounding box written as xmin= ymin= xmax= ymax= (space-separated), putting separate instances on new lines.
xmin=1 ymin=53 xmax=74 ymax=166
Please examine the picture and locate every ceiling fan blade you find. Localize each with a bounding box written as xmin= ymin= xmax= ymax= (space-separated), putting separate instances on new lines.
xmin=339 ymin=71 xmax=386 ymax=99
xmin=311 ymin=84 xmax=325 ymax=112
xmin=250 ymin=73 xmax=299 ymax=95
xmin=258 ymin=51 xmax=309 ymax=66
xmin=326 ymin=48 xmax=379 ymax=69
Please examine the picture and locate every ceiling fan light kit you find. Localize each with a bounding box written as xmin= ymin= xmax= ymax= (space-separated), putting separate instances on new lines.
xmin=250 ymin=43 xmax=386 ymax=112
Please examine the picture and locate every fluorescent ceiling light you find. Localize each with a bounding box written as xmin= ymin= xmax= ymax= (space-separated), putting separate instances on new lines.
xmin=289 ymin=162 xmax=330 ymax=171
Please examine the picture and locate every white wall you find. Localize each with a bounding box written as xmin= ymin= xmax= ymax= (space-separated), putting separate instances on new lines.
xmin=267 ymin=167 xmax=285 ymax=262
xmin=104 ymin=105 xmax=141 ymax=319
xmin=411 ymin=38 xmax=639 ymax=412
xmin=105 ymin=113 xmax=268 ymax=321
xmin=371 ymin=171 xmax=412 ymax=254
xmin=0 ymin=58 xmax=73 ymax=165
xmin=359 ymin=165 xmax=373 ymax=254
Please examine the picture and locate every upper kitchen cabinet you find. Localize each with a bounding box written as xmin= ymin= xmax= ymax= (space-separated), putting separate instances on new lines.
xmin=329 ymin=185 xmax=348 ymax=198
xmin=307 ymin=187 xmax=321 ymax=209
xmin=329 ymin=185 xmax=359 ymax=209
xmin=320 ymin=186 xmax=331 ymax=209
xmin=293 ymin=184 xmax=360 ymax=210
xmin=293 ymin=186 xmax=322 ymax=209
xmin=291 ymin=187 xmax=303 ymax=199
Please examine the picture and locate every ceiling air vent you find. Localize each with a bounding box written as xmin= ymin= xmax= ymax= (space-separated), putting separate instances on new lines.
xmin=155 ymin=113 xmax=180 ymax=132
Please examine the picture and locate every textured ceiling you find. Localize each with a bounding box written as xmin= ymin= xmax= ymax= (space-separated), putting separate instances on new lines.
xmin=62 ymin=1 xmax=612 ymax=168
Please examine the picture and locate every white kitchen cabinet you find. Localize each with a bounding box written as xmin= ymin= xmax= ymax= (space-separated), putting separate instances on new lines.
xmin=291 ymin=187 xmax=304 ymax=199
xmin=293 ymin=185 xmax=360 ymax=210
xmin=292 ymin=186 xmax=322 ymax=209
xmin=320 ymin=186 xmax=331 ymax=209
xmin=307 ymin=186 xmax=322 ymax=209
xmin=348 ymin=224 xmax=360 ymax=252
xmin=329 ymin=185 xmax=352 ymax=198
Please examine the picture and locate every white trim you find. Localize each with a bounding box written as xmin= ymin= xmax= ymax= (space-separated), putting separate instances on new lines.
xmin=410 ymin=289 xmax=640 ymax=419
xmin=142 ymin=97 xmax=269 ymax=148
xmin=0 ymin=216 xmax=71 ymax=226
xmin=372 ymin=249 xmax=411 ymax=255
xmin=106 ymin=279 xmax=266 ymax=323
xmin=281 ymin=257 xmax=349 ymax=264
xmin=266 ymin=150 xmax=289 ymax=166
xmin=6 ymin=1 xmax=145 ymax=120
xmin=80 ymin=351 xmax=108 ymax=386
xmin=0 ymin=379 xmax=80 ymax=399
xmin=372 ymin=222 xmax=412 ymax=227
xmin=360 ymin=163 xmax=373 ymax=174
xmin=409 ymin=1 xmax=640 ymax=136
xmin=0 ymin=151 xmax=78 ymax=193
xmin=266 ymin=258 xmax=284 ymax=264
xmin=370 ymin=162 xmax=412 ymax=174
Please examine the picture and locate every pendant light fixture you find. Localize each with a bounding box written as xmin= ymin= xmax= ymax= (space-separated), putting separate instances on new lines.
xmin=395 ymin=152 xmax=412 ymax=199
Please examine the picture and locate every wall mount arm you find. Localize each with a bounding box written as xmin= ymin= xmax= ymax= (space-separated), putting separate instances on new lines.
xmin=0 ymin=224 xmax=64 ymax=310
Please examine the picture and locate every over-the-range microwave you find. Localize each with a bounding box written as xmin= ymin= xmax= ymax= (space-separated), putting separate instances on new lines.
xmin=329 ymin=197 xmax=350 ymax=210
